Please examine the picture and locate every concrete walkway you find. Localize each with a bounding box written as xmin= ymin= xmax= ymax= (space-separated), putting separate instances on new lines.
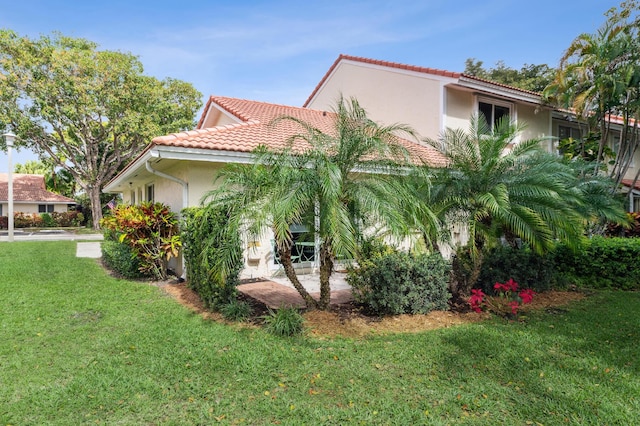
xmin=76 ymin=242 xmax=102 ymax=258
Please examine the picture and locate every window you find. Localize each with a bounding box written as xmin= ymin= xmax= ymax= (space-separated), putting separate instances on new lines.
xmin=558 ymin=125 xmax=582 ymax=141
xmin=38 ymin=204 xmax=54 ymax=213
xmin=146 ymin=184 xmax=154 ymax=202
xmin=478 ymin=100 xmax=510 ymax=131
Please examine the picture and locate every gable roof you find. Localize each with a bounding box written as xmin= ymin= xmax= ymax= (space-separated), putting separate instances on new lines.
xmin=153 ymin=96 xmax=446 ymax=166
xmin=303 ymin=54 xmax=543 ymax=107
xmin=0 ymin=174 xmax=75 ymax=204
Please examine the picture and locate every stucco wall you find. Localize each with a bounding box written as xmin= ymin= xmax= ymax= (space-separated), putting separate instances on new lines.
xmin=307 ymin=62 xmax=447 ymax=140
xmin=2 ymin=203 xmax=69 ymax=215
xmin=444 ymin=88 xmax=474 ymax=134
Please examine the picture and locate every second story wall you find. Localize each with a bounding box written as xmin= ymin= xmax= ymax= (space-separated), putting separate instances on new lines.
xmin=307 ymin=60 xmax=450 ymax=141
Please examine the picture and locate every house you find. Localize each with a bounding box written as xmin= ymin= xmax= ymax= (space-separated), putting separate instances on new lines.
xmin=304 ymin=55 xmax=640 ymax=209
xmin=0 ymin=173 xmax=75 ymax=217
xmin=102 ymin=96 xmax=444 ymax=278
xmin=103 ymin=54 xmax=640 ymax=277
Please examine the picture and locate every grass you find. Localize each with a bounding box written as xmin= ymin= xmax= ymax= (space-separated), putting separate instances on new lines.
xmin=1 ymin=241 xmax=639 ymax=424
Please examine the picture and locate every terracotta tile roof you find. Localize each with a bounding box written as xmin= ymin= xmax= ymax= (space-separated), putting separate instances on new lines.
xmin=303 ymin=54 xmax=542 ymax=107
xmin=154 ymin=96 xmax=447 ymax=166
xmin=622 ymin=179 xmax=640 ymax=191
xmin=0 ymin=174 xmax=75 ymax=203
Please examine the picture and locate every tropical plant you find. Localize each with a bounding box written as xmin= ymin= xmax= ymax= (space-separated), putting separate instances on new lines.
xmin=100 ymin=202 xmax=181 ymax=280
xmin=423 ymin=116 xmax=622 ymax=298
xmin=543 ymin=1 xmax=640 ymax=189
xmin=203 ymin=97 xmax=434 ymax=310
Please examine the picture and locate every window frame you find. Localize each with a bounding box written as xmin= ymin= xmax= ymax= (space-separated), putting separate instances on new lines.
xmin=477 ymin=96 xmax=513 ymax=131
xmin=38 ymin=204 xmax=54 ymax=214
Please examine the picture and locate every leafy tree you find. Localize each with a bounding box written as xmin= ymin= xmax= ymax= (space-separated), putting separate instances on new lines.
xmin=543 ymin=1 xmax=640 ymax=189
xmin=0 ymin=30 xmax=202 ymax=228
xmin=203 ymin=97 xmax=433 ymax=310
xmin=14 ymin=159 xmax=76 ymax=197
xmin=423 ymin=116 xmax=625 ymax=299
xmin=464 ymin=58 xmax=555 ymax=92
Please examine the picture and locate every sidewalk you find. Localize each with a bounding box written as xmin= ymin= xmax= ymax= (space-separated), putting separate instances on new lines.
xmin=0 ymin=230 xmax=103 ymax=242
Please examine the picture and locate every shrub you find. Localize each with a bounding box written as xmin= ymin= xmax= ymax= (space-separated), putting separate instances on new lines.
xmin=51 ymin=211 xmax=84 ymax=227
xmin=553 ymin=237 xmax=640 ymax=290
xmin=181 ymin=206 xmax=243 ymax=309
xmin=100 ymin=203 xmax=181 ymax=280
xmin=14 ymin=212 xmax=41 ymax=228
xmin=348 ymin=251 xmax=451 ymax=315
xmin=40 ymin=213 xmax=56 ymax=228
xmin=477 ymin=245 xmax=558 ymax=293
xmin=262 ymin=306 xmax=305 ymax=337
xmin=101 ymin=239 xmax=143 ymax=279
xmin=220 ymin=299 xmax=253 ymax=322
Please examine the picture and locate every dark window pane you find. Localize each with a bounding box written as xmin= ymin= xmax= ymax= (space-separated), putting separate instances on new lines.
xmin=494 ymin=105 xmax=509 ymax=127
xmin=479 ymin=102 xmax=492 ymax=128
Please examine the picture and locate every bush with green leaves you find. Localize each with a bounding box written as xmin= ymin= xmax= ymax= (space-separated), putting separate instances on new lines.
xmin=101 ymin=238 xmax=143 ymax=279
xmin=40 ymin=213 xmax=56 ymax=228
xmin=553 ymin=237 xmax=640 ymax=290
xmin=220 ymin=299 xmax=253 ymax=322
xmin=348 ymin=251 xmax=451 ymax=315
xmin=100 ymin=203 xmax=181 ymax=280
xmin=477 ymin=245 xmax=558 ymax=293
xmin=181 ymin=206 xmax=243 ymax=309
xmin=262 ymin=306 xmax=305 ymax=337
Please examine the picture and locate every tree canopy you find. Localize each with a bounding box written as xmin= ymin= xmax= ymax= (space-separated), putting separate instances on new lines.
xmin=463 ymin=58 xmax=555 ymax=93
xmin=0 ymin=30 xmax=202 ymax=228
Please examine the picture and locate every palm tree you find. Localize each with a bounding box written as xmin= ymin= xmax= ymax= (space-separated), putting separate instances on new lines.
xmin=203 ymin=97 xmax=433 ymax=309
xmin=423 ymin=116 xmax=592 ymax=298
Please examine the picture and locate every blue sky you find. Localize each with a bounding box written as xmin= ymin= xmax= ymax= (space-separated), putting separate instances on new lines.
xmin=0 ymin=0 xmax=622 ymax=169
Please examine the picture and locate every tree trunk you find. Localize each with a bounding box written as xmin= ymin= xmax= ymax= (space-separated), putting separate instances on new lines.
xmin=277 ymin=238 xmax=318 ymax=309
xmin=318 ymin=241 xmax=334 ymax=310
xmin=88 ymin=185 xmax=103 ymax=230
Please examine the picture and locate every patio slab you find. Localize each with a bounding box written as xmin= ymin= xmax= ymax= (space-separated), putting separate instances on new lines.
xmin=238 ymin=279 xmax=353 ymax=309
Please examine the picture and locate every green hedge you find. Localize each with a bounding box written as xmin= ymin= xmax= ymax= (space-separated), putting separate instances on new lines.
xmin=347 ymin=251 xmax=451 ymax=315
xmin=101 ymin=239 xmax=143 ymax=279
xmin=181 ymin=207 xmax=244 ymax=309
xmin=553 ymin=237 xmax=640 ymax=290
xmin=477 ymin=245 xmax=558 ymax=293
xmin=476 ymin=237 xmax=640 ymax=291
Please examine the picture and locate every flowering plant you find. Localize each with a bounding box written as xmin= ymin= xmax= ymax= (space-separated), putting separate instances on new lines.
xmin=468 ymin=278 xmax=536 ymax=317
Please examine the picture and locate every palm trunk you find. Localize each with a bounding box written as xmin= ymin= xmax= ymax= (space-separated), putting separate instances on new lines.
xmin=318 ymin=240 xmax=334 ymax=310
xmin=277 ymin=237 xmax=318 ymax=309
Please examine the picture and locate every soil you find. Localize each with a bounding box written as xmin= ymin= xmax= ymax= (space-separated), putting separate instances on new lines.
xmin=158 ymin=281 xmax=586 ymax=339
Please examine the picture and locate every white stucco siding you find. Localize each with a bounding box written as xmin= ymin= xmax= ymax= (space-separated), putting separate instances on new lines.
xmin=186 ymin=162 xmax=225 ymax=207
xmin=517 ymin=104 xmax=552 ymax=149
xmin=444 ymin=88 xmax=474 ymax=134
xmin=307 ymin=62 xmax=448 ymax=140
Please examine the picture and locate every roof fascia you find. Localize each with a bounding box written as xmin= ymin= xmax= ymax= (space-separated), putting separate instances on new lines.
xmin=102 ymin=146 xmax=255 ymax=193
xmin=456 ymin=76 xmax=542 ymax=105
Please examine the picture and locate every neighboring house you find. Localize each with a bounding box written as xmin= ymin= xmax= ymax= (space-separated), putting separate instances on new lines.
xmin=104 ymin=54 xmax=640 ymax=277
xmin=0 ymin=173 xmax=75 ymax=217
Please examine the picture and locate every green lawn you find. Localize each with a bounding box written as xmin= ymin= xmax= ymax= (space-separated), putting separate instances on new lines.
xmin=1 ymin=241 xmax=639 ymax=425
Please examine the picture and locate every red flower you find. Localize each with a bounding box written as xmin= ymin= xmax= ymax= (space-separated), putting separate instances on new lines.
xmin=519 ymin=289 xmax=535 ymax=304
xmin=509 ymin=301 xmax=520 ymax=315
xmin=505 ymin=278 xmax=519 ymax=292
xmin=469 ymin=289 xmax=485 ymax=313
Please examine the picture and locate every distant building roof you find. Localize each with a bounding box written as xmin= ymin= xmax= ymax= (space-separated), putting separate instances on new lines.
xmin=0 ymin=174 xmax=75 ymax=203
